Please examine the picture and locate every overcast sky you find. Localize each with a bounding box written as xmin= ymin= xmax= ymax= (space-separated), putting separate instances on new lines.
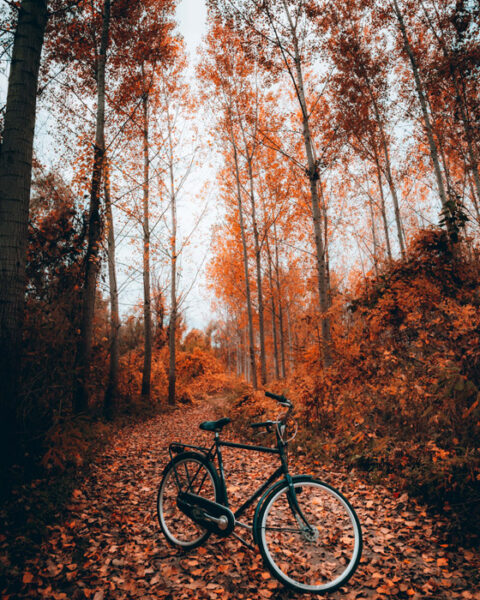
xmin=177 ymin=0 xmax=208 ymax=57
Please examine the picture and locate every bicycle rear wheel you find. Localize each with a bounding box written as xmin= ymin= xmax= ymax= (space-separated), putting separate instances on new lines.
xmin=157 ymin=451 xmax=220 ymax=549
xmin=255 ymin=476 xmax=362 ymax=594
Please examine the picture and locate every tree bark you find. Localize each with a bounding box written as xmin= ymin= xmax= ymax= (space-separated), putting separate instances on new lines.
xmin=279 ymin=2 xmax=332 ymax=366
xmin=232 ymin=141 xmax=257 ymax=388
xmin=103 ymin=161 xmax=119 ymax=420
xmin=273 ymin=222 xmax=286 ymax=379
xmin=367 ymin=189 xmax=379 ymax=276
xmin=0 ymin=0 xmax=48 ymax=459
xmin=267 ymin=0 xmax=332 ymax=367
xmin=167 ymin=110 xmax=177 ymax=405
xmin=246 ymin=158 xmax=267 ymax=385
xmin=419 ymin=0 xmax=480 ymax=208
xmin=392 ymin=0 xmax=452 ymax=237
xmin=74 ymin=0 xmax=111 ymax=413
xmin=294 ymin=53 xmax=332 ymax=366
xmin=369 ymin=95 xmax=405 ymax=257
xmin=141 ymin=90 xmax=152 ymax=399
xmin=266 ymin=235 xmax=279 ymax=380
xmin=373 ymin=146 xmax=393 ymax=260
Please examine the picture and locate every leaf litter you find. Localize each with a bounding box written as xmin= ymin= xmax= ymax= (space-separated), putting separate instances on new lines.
xmin=1 ymin=398 xmax=479 ymax=599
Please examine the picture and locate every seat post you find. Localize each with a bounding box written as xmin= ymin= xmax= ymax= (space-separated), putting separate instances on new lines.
xmin=214 ymin=432 xmax=228 ymax=506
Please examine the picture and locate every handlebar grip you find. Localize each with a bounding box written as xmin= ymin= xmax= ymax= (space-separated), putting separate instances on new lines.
xmin=265 ymin=391 xmax=292 ymax=406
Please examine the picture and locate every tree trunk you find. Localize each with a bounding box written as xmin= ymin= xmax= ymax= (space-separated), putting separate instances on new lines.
xmin=318 ymin=176 xmax=331 ymax=292
xmin=167 ymin=199 xmax=177 ymax=405
xmin=419 ymin=0 xmax=480 ymax=209
xmin=167 ymin=112 xmax=177 ymax=405
xmin=276 ymin=0 xmax=332 ymax=367
xmin=373 ymin=145 xmax=393 ymax=260
xmin=274 ymin=222 xmax=286 ymax=379
xmin=369 ymin=96 xmax=405 ymax=257
xmin=74 ymin=0 xmax=111 ymax=413
xmin=0 ymin=0 xmax=48 ymax=459
xmin=294 ymin=55 xmax=332 ymax=366
xmin=232 ymin=141 xmax=258 ymax=388
xmin=468 ymin=174 xmax=480 ymax=223
xmin=457 ymin=77 xmax=480 ymax=204
xmin=368 ymin=190 xmax=379 ymax=276
xmin=247 ymin=158 xmax=267 ymax=385
xmin=141 ymin=90 xmax=152 ymax=399
xmin=266 ymin=236 xmax=280 ymax=380
xmin=103 ymin=161 xmax=120 ymax=420
xmin=392 ymin=0 xmax=452 ymax=236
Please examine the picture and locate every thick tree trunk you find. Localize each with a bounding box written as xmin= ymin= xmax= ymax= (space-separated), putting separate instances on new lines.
xmin=141 ymin=91 xmax=152 ymax=399
xmin=103 ymin=162 xmax=119 ymax=420
xmin=0 ymin=0 xmax=48 ymax=459
xmin=392 ymin=0 xmax=452 ymax=237
xmin=247 ymin=158 xmax=267 ymax=385
xmin=74 ymin=0 xmax=110 ymax=413
xmin=232 ymin=141 xmax=258 ymax=388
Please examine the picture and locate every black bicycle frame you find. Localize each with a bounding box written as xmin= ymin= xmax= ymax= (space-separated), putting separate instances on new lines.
xmin=169 ymin=427 xmax=312 ymax=530
xmin=211 ymin=431 xmax=291 ymax=521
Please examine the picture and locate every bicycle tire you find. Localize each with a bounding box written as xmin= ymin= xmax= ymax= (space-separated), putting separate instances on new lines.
xmin=157 ymin=451 xmax=221 ymax=550
xmin=255 ymin=476 xmax=362 ymax=594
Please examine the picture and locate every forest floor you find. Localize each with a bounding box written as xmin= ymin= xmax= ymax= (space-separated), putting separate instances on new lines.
xmin=1 ymin=396 xmax=479 ymax=600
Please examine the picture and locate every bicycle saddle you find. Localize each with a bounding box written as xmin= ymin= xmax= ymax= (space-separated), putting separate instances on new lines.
xmin=199 ymin=417 xmax=231 ymax=432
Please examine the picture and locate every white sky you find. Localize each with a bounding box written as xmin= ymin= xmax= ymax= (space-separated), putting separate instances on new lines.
xmin=177 ymin=0 xmax=208 ymax=56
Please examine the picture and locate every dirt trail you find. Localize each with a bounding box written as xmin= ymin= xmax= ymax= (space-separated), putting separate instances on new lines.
xmin=3 ymin=398 xmax=479 ymax=600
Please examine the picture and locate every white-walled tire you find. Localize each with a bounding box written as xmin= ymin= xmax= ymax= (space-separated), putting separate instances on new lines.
xmin=255 ymin=477 xmax=362 ymax=594
xmin=157 ymin=452 xmax=220 ymax=550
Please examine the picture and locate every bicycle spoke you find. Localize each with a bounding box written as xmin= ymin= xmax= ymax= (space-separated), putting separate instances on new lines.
xmin=257 ymin=480 xmax=361 ymax=593
xmin=158 ymin=456 xmax=218 ymax=548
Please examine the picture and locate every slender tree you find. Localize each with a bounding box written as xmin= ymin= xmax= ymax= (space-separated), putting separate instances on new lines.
xmin=74 ymin=0 xmax=111 ymax=413
xmin=103 ymin=160 xmax=120 ymax=419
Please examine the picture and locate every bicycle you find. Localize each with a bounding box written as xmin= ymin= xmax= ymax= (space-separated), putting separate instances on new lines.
xmin=157 ymin=391 xmax=362 ymax=595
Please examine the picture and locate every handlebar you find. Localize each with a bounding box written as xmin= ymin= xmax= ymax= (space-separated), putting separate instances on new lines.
xmin=248 ymin=393 xmax=295 ymax=442
xmin=250 ymin=420 xmax=274 ymax=429
xmin=264 ymin=390 xmax=293 ymax=408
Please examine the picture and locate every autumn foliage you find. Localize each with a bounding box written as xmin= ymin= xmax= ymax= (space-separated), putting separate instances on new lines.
xmin=2 ymin=1 xmax=480 ymax=596
xmin=225 ymin=229 xmax=480 ymax=538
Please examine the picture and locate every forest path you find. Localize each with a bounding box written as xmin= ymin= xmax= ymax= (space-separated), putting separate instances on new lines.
xmin=8 ymin=396 xmax=479 ymax=600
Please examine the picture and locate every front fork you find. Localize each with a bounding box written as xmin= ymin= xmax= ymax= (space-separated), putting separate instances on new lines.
xmin=280 ymin=444 xmax=317 ymax=540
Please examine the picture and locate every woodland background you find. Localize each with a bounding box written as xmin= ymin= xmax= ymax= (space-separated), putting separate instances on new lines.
xmin=0 ymin=0 xmax=479 ymax=576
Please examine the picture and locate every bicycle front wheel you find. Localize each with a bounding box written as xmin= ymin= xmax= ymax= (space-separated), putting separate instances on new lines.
xmin=157 ymin=452 xmax=220 ymax=550
xmin=255 ymin=476 xmax=362 ymax=594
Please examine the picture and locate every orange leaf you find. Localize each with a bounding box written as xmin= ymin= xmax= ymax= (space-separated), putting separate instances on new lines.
xmin=22 ymin=572 xmax=34 ymax=584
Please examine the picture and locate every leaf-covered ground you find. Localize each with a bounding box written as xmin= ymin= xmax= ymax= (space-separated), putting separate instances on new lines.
xmin=1 ymin=399 xmax=479 ymax=600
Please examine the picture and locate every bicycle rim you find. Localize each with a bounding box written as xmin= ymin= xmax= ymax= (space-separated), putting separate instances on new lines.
xmin=158 ymin=455 xmax=217 ymax=548
xmin=258 ymin=479 xmax=362 ymax=594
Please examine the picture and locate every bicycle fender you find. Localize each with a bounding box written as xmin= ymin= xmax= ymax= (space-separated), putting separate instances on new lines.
xmin=252 ymin=474 xmax=314 ymax=546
